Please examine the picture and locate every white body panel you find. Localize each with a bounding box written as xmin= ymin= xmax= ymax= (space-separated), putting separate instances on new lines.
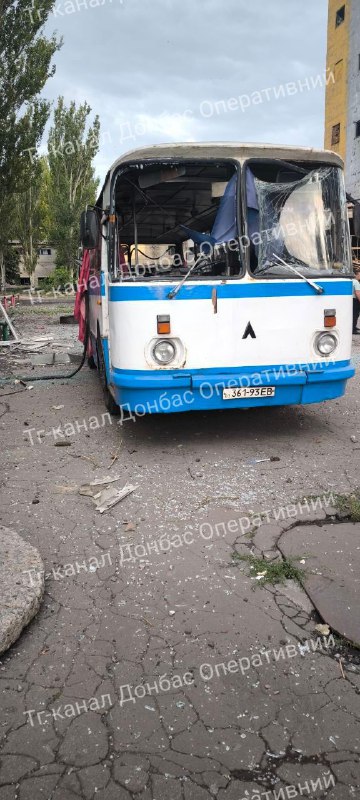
xmin=108 ymin=280 xmax=352 ymax=371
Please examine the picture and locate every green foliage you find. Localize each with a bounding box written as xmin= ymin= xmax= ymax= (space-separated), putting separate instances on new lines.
xmin=232 ymin=552 xmax=307 ymax=587
xmin=48 ymin=97 xmax=100 ymax=275
xmin=3 ymin=244 xmax=20 ymax=283
xmin=333 ymin=491 xmax=360 ymax=522
xmin=0 ymin=0 xmax=61 ymax=286
xmin=13 ymin=156 xmax=51 ymax=277
xmin=42 ymin=266 xmax=72 ymax=291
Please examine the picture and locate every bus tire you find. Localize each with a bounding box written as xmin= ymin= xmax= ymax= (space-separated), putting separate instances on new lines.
xmin=87 ymin=355 xmax=97 ymax=370
xmin=96 ymin=334 xmax=120 ymax=416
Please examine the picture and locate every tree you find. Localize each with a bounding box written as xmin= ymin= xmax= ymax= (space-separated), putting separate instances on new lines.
xmin=14 ymin=157 xmax=51 ymax=284
xmin=3 ymin=244 xmax=20 ymax=284
xmin=48 ymin=98 xmax=100 ymax=277
xmin=0 ymin=0 xmax=60 ymax=288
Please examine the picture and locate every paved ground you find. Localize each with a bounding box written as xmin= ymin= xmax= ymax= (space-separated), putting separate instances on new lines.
xmin=279 ymin=522 xmax=360 ymax=647
xmin=0 ymin=305 xmax=360 ymax=800
xmin=0 ymin=526 xmax=44 ymax=655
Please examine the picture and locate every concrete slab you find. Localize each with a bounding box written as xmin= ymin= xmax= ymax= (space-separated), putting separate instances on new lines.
xmin=0 ymin=525 xmax=45 ymax=654
xmin=54 ymin=353 xmax=71 ymax=364
xmin=279 ymin=522 xmax=360 ymax=645
xmin=59 ymin=314 xmax=76 ymax=324
xmin=69 ymin=352 xmax=83 ymax=363
xmin=30 ymin=353 xmax=54 ymax=366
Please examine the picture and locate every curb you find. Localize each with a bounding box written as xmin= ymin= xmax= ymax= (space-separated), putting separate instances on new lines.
xmin=0 ymin=525 xmax=45 ymax=655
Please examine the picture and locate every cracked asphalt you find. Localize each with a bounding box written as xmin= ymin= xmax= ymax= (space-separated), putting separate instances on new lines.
xmin=0 ymin=305 xmax=360 ymax=800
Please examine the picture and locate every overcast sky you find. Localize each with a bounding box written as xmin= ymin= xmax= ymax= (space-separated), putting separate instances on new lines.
xmin=43 ymin=0 xmax=329 ymax=181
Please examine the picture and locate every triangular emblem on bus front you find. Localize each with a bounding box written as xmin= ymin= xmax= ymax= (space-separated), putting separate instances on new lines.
xmin=242 ymin=322 xmax=256 ymax=340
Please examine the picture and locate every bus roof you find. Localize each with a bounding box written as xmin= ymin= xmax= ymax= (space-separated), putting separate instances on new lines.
xmin=97 ymin=142 xmax=344 ymax=206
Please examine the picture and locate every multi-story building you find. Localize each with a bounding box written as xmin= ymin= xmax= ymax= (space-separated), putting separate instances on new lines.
xmin=4 ymin=242 xmax=57 ymax=288
xmin=17 ymin=244 xmax=57 ymax=287
xmin=325 ymin=0 xmax=360 ymax=258
xmin=325 ymin=0 xmax=360 ymax=198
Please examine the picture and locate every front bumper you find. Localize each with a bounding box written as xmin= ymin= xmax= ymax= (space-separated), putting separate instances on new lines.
xmin=108 ymin=360 xmax=355 ymax=414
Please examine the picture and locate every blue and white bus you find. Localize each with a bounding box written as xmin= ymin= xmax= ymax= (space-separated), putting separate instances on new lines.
xmin=79 ymin=143 xmax=354 ymax=415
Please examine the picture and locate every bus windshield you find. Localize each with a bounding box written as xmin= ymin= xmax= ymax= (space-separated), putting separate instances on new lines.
xmin=112 ymin=160 xmax=243 ymax=281
xmin=247 ymin=162 xmax=351 ymax=277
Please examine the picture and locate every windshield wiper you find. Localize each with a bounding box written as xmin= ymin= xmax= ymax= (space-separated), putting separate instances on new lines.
xmin=258 ymin=254 xmax=324 ymax=295
xmin=167 ymin=254 xmax=208 ymax=299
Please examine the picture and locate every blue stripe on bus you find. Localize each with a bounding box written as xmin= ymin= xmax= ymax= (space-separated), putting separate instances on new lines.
xmin=108 ymin=281 xmax=352 ymax=301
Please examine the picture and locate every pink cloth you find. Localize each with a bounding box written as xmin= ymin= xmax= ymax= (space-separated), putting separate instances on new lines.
xmin=74 ymin=250 xmax=92 ymax=352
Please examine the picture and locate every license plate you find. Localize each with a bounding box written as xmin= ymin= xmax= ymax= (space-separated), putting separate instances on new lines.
xmin=223 ymin=386 xmax=276 ymax=400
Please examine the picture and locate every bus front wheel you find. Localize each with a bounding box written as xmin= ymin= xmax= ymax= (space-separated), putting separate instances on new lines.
xmin=87 ymin=355 xmax=97 ymax=369
xmin=96 ymin=334 xmax=120 ymax=416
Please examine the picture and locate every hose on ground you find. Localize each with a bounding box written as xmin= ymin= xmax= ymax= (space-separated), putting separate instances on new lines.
xmin=0 ymin=293 xmax=91 ymax=390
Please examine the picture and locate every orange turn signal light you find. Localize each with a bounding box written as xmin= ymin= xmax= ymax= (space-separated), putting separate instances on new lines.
xmin=324 ymin=309 xmax=336 ymax=328
xmin=157 ymin=315 xmax=171 ymax=334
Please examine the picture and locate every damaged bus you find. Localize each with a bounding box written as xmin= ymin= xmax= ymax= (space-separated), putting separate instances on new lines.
xmin=78 ymin=143 xmax=354 ymax=415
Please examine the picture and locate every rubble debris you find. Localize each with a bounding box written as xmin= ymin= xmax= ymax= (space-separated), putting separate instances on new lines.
xmin=30 ymin=352 xmax=71 ymax=366
xmin=78 ymin=476 xmax=122 ymax=495
xmin=94 ymin=484 xmax=138 ymax=514
xmin=78 ymin=477 xmax=138 ymax=513
xmin=59 ymin=314 xmax=76 ymax=325
xmin=108 ymin=449 xmax=120 ymax=468
xmin=247 ymin=455 xmax=281 ymax=464
xmin=21 ymin=337 xmax=54 ymax=344
xmin=54 ymin=353 xmax=71 ymax=364
xmin=31 ymin=354 xmax=54 ymax=366
xmin=89 ymin=475 xmax=122 ymax=486
xmin=314 ymin=623 xmax=331 ymax=636
xmin=78 ymin=484 xmax=97 ymax=497
xmin=20 ymin=343 xmax=49 ymax=351
xmin=122 ymin=521 xmax=136 ymax=532
xmin=55 ymin=485 xmax=77 ymax=494
xmin=254 ymin=571 xmax=267 ymax=580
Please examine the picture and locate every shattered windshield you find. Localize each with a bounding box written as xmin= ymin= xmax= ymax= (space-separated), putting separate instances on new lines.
xmin=112 ymin=161 xmax=243 ymax=281
xmin=247 ymin=164 xmax=351 ymax=277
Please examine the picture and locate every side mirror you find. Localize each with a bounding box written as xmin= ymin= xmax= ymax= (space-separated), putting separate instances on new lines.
xmin=80 ymin=208 xmax=100 ymax=250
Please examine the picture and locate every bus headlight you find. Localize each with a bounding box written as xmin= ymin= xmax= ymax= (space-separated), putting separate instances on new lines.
xmin=315 ymin=332 xmax=338 ymax=356
xmin=152 ymin=339 xmax=176 ymax=365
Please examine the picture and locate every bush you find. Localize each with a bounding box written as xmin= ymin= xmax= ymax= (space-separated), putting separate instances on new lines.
xmin=42 ymin=267 xmax=73 ymax=292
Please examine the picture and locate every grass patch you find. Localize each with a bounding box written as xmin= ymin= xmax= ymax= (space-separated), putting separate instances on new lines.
xmin=14 ymin=304 xmax=72 ymax=317
xmin=333 ymin=633 xmax=360 ymax=654
xmin=333 ymin=491 xmax=360 ymax=522
xmin=298 ymin=490 xmax=360 ymax=522
xmin=244 ymin=527 xmax=257 ymax=539
xmin=232 ymin=552 xmax=307 ymax=587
